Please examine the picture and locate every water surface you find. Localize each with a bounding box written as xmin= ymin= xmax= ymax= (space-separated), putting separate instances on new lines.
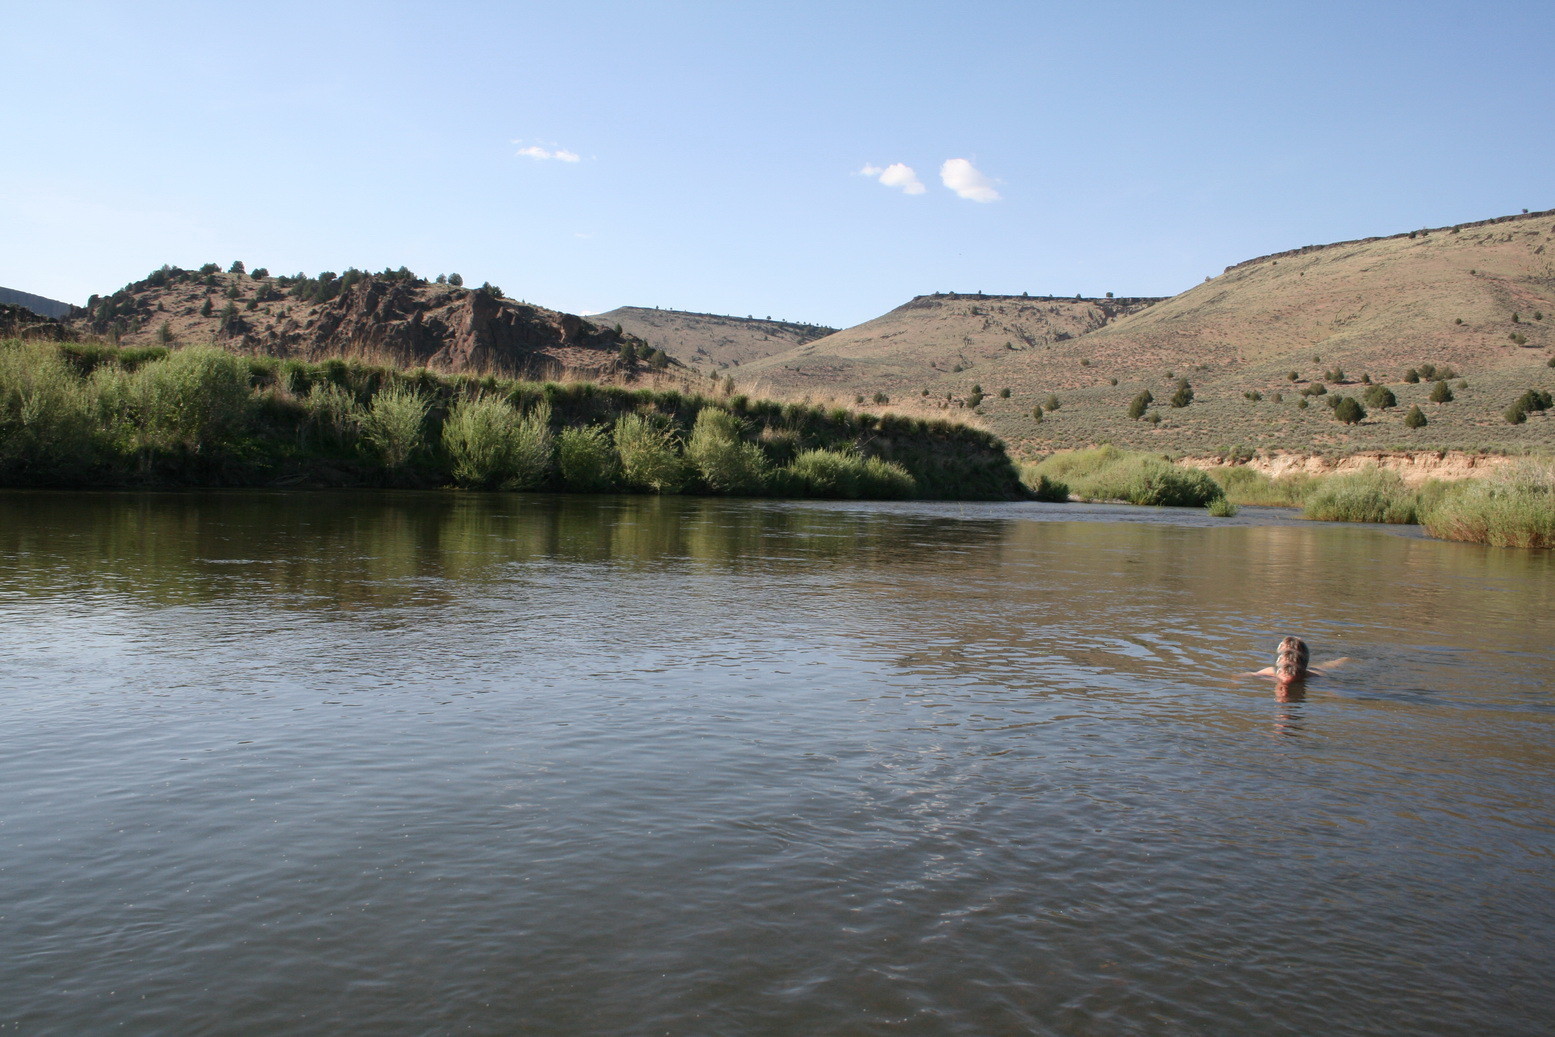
xmin=2 ymin=492 xmax=1551 ymax=1035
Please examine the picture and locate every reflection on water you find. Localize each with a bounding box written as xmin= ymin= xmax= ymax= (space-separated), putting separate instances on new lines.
xmin=1 ymin=491 xmax=1552 ymax=1036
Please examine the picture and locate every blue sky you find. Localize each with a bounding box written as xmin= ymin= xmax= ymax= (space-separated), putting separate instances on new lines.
xmin=4 ymin=1 xmax=1551 ymax=327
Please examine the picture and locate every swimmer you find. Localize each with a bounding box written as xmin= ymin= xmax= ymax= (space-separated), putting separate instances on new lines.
xmin=1248 ymin=637 xmax=1351 ymax=690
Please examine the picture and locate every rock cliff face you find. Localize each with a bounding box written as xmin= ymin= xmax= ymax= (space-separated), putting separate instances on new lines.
xmin=0 ymin=303 xmax=69 ymax=340
xmin=68 ymin=268 xmax=654 ymax=381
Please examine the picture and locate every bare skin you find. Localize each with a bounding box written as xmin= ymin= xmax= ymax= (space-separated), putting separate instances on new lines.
xmin=1246 ymin=637 xmax=1351 ymax=698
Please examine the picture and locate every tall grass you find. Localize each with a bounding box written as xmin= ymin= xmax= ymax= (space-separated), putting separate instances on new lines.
xmin=1024 ymin=446 xmax=1224 ymax=507
xmin=783 ymin=448 xmax=915 ymax=499
xmin=1208 ymin=465 xmax=1314 ymax=506
xmin=1300 ymin=468 xmax=1422 ymax=524
xmin=1423 ymin=462 xmax=1555 ymax=548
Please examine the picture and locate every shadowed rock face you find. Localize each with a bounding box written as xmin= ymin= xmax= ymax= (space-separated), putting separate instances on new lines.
xmin=0 ymin=303 xmax=69 ymax=340
xmin=282 ymin=281 xmax=627 ymax=379
xmin=66 ymin=271 xmax=647 ymax=380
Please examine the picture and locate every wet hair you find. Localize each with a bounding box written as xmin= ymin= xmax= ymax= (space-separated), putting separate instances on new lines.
xmin=1275 ymin=637 xmax=1309 ymax=678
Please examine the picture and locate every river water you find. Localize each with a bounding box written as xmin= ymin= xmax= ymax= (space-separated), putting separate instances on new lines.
xmin=1 ymin=491 xmax=1551 ymax=1036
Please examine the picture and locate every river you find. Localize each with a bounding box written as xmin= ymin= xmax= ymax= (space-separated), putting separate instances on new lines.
xmin=2 ymin=491 xmax=1551 ymax=1035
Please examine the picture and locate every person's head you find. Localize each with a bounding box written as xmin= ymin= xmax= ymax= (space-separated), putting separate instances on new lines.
xmin=1274 ymin=637 xmax=1309 ymax=682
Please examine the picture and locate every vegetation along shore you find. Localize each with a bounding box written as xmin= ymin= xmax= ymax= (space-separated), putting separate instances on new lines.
xmin=1022 ymin=445 xmax=1555 ymax=549
xmin=0 ymin=338 xmax=1023 ymax=501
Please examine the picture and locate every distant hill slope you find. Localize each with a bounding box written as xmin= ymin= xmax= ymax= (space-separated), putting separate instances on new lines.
xmin=736 ymin=293 xmax=1163 ymax=398
xmin=592 ymin=305 xmax=836 ymax=372
xmin=912 ymin=210 xmax=1555 ymax=457
xmin=65 ymin=266 xmax=666 ymax=381
xmin=0 ymin=286 xmax=75 ymax=319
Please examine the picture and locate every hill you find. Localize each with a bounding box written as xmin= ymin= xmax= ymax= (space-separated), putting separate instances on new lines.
xmin=591 ymin=305 xmax=836 ymax=372
xmin=65 ymin=265 xmax=666 ymax=382
xmin=0 ymin=287 xmax=75 ymax=319
xmin=722 ymin=211 xmax=1555 ymax=460
xmin=734 ymin=293 xmax=1162 ymax=401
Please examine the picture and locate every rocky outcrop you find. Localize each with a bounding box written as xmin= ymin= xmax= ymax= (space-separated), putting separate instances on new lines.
xmin=0 ymin=303 xmax=69 ymax=340
xmin=66 ymin=269 xmax=653 ymax=381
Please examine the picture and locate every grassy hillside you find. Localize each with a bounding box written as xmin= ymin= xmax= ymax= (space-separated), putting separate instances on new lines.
xmin=715 ymin=211 xmax=1555 ymax=460
xmin=591 ymin=305 xmax=836 ymax=373
xmin=736 ymin=293 xmax=1162 ymax=401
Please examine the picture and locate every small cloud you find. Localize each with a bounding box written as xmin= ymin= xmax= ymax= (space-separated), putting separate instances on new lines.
xmin=514 ymin=140 xmax=581 ymax=162
xmin=858 ymin=162 xmax=925 ymax=195
xmin=940 ymin=158 xmax=1000 ymax=202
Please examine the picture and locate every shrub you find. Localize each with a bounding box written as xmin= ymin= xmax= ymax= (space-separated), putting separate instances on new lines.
xmin=1362 ymin=384 xmax=1396 ymax=409
xmin=614 ymin=412 xmax=684 ymax=493
xmin=558 ymin=425 xmax=618 ymax=491
xmin=1430 ymin=380 xmax=1454 ymax=403
xmin=1032 ymin=405 xmax=1044 ymax=422
xmin=1207 ymin=496 xmax=1239 ymax=517
xmin=1505 ymin=403 xmax=1528 ymax=424
xmin=1404 ymin=405 xmax=1427 ymax=428
xmin=303 ymin=382 xmax=359 ymax=446
xmin=1297 ymin=397 xmax=1309 ymax=410
xmin=1403 ymin=368 xmax=1420 ymax=383
xmin=998 ymin=387 xmax=1011 ymax=399
xmin=1127 ymin=390 xmax=1152 ymax=419
xmin=443 ymin=395 xmax=553 ymax=489
xmin=129 ymin=347 xmax=252 ymax=449
xmin=686 ymin=407 xmax=768 ymax=494
xmin=199 ymin=298 xmax=214 ymax=318
xmin=1044 ymin=394 xmax=1061 ymax=410
xmin=783 ymin=448 xmax=914 ymax=499
xmin=1302 ymin=468 xmax=1419 ymax=524
xmin=1515 ymin=388 xmax=1553 ymax=413
xmin=360 ymin=384 xmax=429 ymax=469
xmin=1334 ymin=397 xmax=1366 ymax=424
xmin=1170 ymin=379 xmax=1193 ymax=407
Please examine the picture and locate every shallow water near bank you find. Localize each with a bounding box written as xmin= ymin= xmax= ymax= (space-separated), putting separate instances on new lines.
xmin=2 ymin=491 xmax=1551 ymax=1035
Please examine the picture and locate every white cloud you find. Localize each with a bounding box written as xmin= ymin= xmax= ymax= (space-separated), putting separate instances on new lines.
xmin=858 ymin=161 xmax=925 ymax=195
xmin=940 ymin=158 xmax=1001 ymax=202
xmin=514 ymin=141 xmax=581 ymax=162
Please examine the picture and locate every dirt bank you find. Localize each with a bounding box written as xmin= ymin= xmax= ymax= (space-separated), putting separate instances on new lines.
xmin=1181 ymin=451 xmax=1520 ymax=485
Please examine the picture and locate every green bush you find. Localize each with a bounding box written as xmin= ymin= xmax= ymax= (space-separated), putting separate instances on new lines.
xmin=1333 ymin=397 xmax=1366 ymax=424
xmin=686 ymin=407 xmax=768 ymax=494
xmin=558 ymin=425 xmax=618 ymax=491
xmin=614 ymin=412 xmax=684 ymax=493
xmin=1127 ymin=390 xmax=1152 ymax=419
xmin=443 ymin=395 xmax=553 ymax=489
xmin=129 ymin=347 xmax=252 ymax=449
xmin=783 ymin=448 xmax=914 ymax=499
xmin=303 ymin=382 xmax=359 ymax=447
xmin=1363 ymin=384 xmax=1396 ymax=409
xmin=1430 ymin=380 xmax=1454 ymax=403
xmin=1207 ymin=496 xmax=1239 ymax=517
xmin=360 ymin=384 xmax=429 ymax=469
xmin=1404 ymin=405 xmax=1427 ymax=428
